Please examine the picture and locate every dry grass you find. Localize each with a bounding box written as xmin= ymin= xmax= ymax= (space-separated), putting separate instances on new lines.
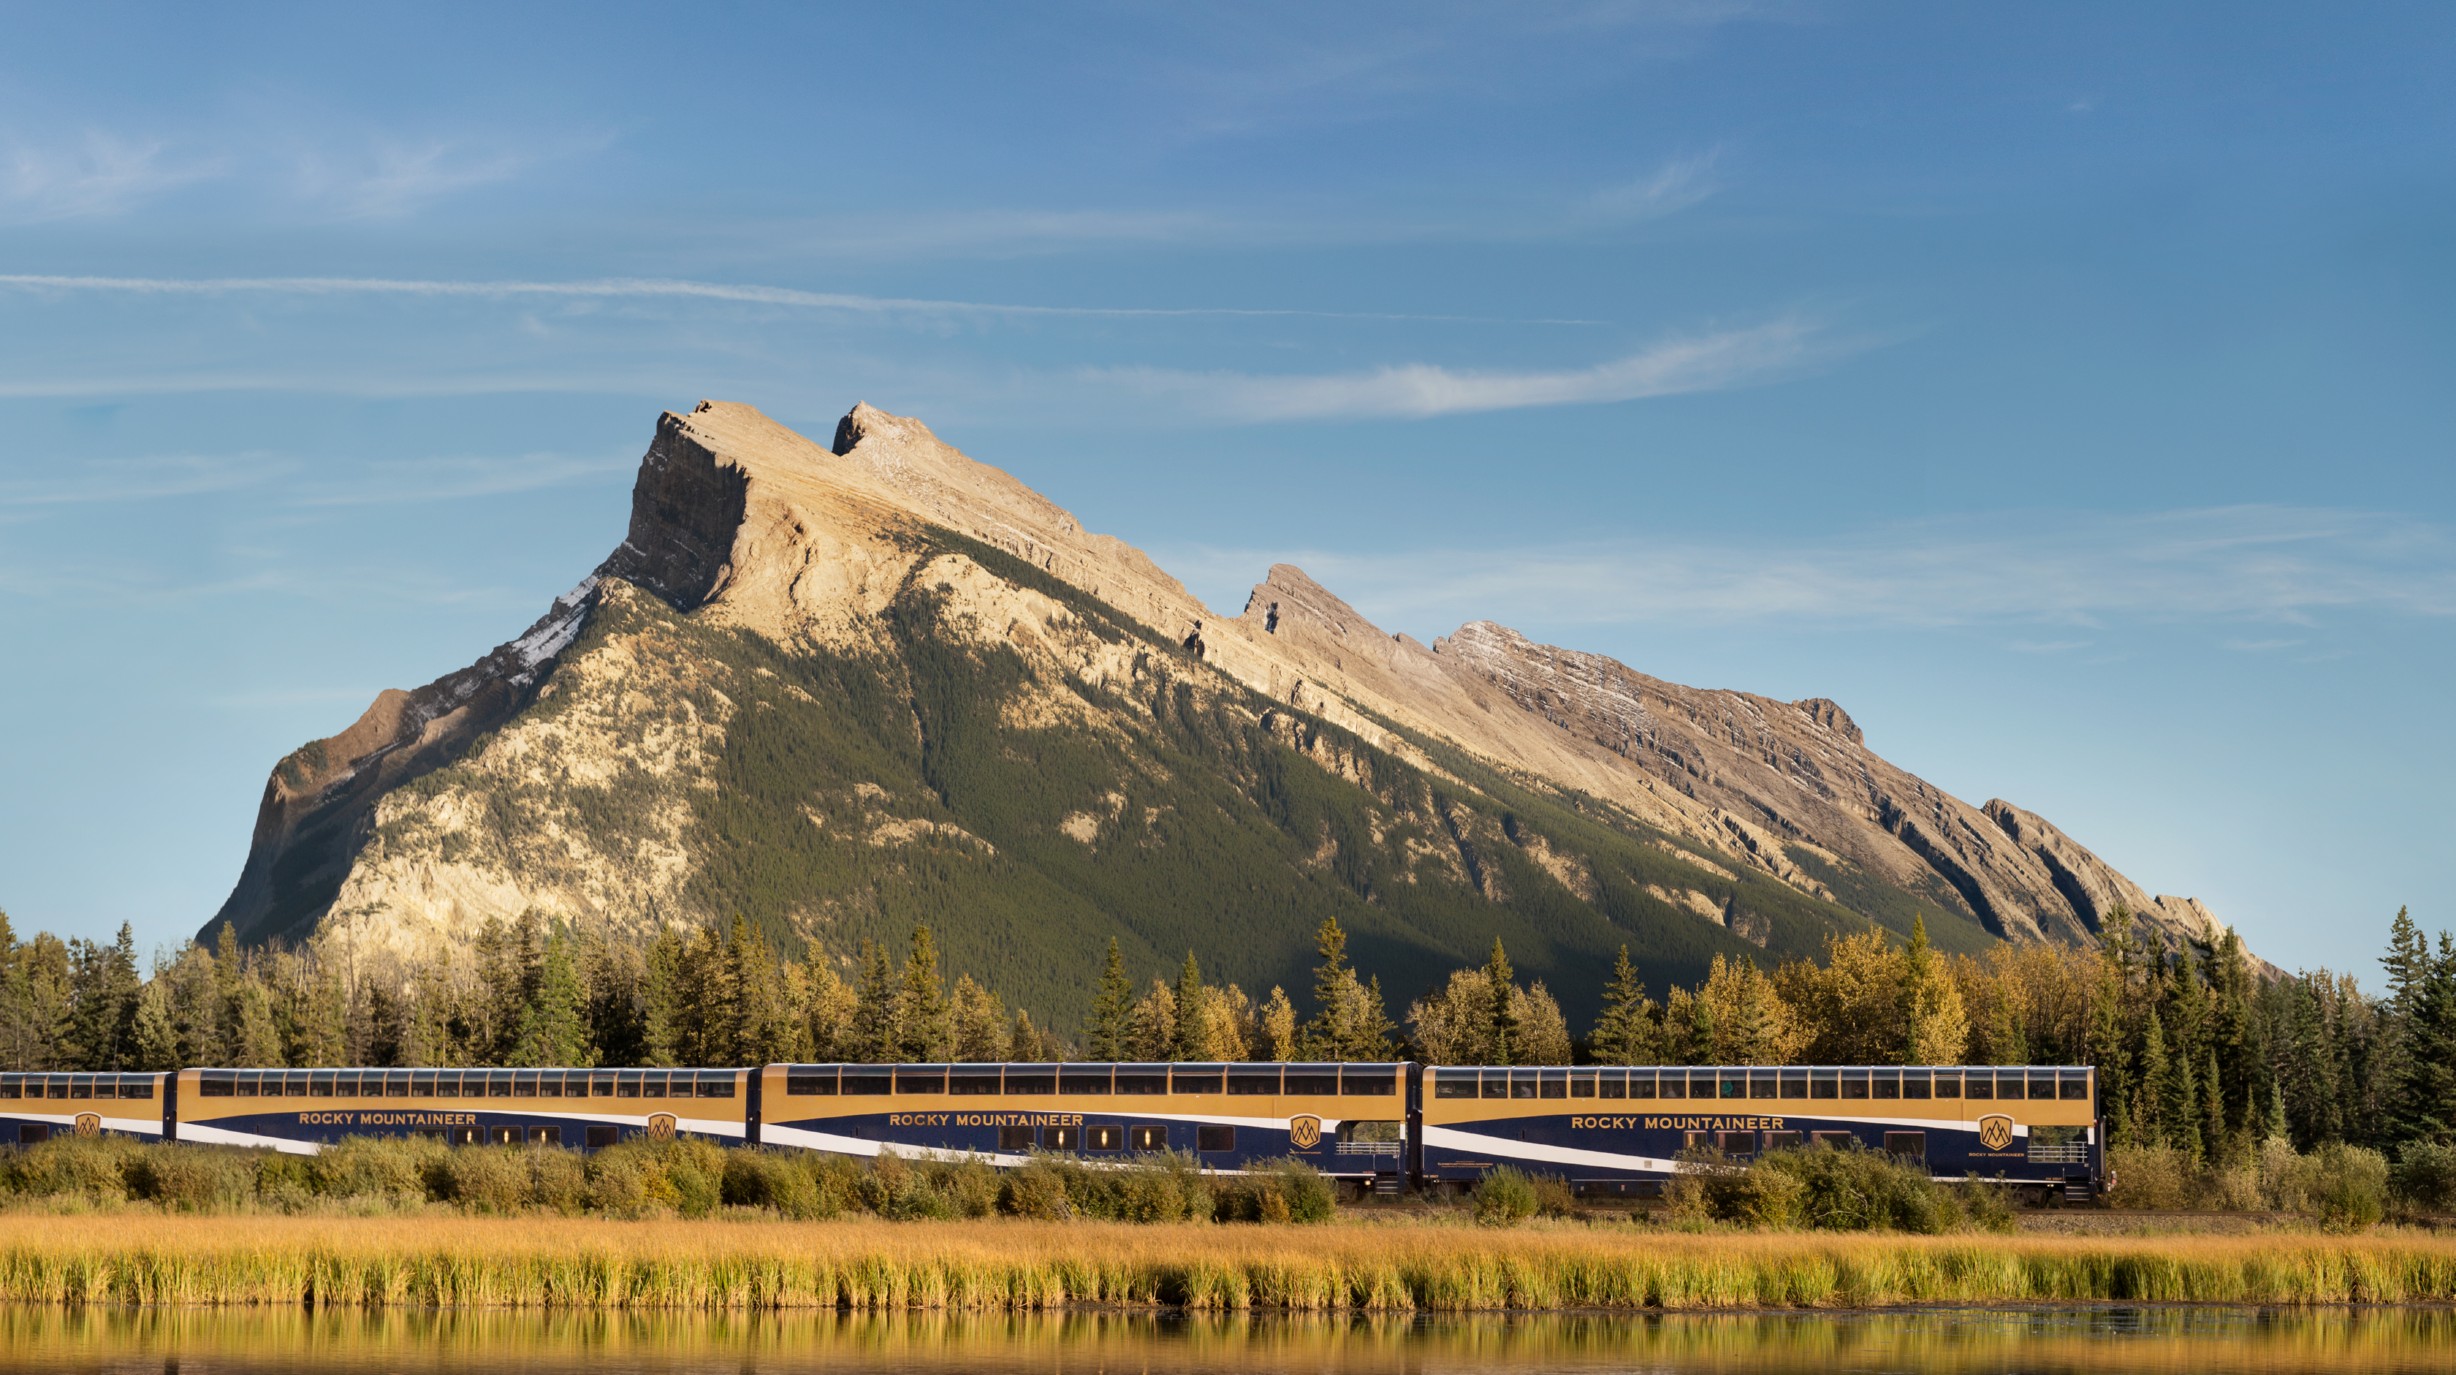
xmin=3 ymin=1213 xmax=2456 ymax=1311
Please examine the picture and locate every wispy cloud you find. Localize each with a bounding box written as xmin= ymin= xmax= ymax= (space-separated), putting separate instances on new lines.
xmin=0 ymin=272 xmax=1586 ymax=325
xmin=1591 ymin=148 xmax=1725 ymax=220
xmin=1156 ymin=506 xmax=2456 ymax=631
xmin=1093 ymin=317 xmax=1830 ymax=419
xmin=0 ymin=455 xmax=273 ymax=506
xmin=288 ymin=453 xmax=631 ymax=506
xmin=294 ymin=139 xmax=535 ymax=219
xmin=0 ymin=131 xmax=220 ymax=221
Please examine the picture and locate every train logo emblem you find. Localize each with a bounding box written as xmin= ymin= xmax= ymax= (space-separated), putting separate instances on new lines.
xmin=647 ymin=1113 xmax=678 ymax=1142
xmin=73 ymin=1113 xmax=101 ymax=1137
xmin=1978 ymin=1114 xmax=2015 ymax=1152
xmin=1288 ymin=1114 xmax=1322 ymax=1150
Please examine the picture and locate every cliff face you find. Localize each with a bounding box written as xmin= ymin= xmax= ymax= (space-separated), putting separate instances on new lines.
xmin=205 ymin=401 xmax=2226 ymax=1013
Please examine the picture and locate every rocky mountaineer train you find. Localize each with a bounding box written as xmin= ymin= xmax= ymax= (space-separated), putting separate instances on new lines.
xmin=0 ymin=1062 xmax=2104 ymax=1201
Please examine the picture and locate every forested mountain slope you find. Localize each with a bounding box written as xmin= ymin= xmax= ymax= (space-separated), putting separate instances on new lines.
xmin=204 ymin=402 xmax=2225 ymax=1024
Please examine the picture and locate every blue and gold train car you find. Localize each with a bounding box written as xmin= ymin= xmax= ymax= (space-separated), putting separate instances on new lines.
xmin=0 ymin=1072 xmax=168 ymax=1145
xmin=173 ymin=1066 xmax=750 ymax=1154
xmin=757 ymin=1061 xmax=1410 ymax=1180
xmin=1420 ymin=1064 xmax=2100 ymax=1199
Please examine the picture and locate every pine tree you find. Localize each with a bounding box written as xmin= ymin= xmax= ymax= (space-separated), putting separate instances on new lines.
xmin=66 ymin=923 xmax=143 ymax=1070
xmin=2135 ymin=1003 xmax=2172 ymax=1147
xmin=1087 ymin=938 xmax=1132 ymax=1059
xmin=728 ymin=916 xmax=796 ymax=1064
xmin=1901 ymin=915 xmax=1971 ymax=1065
xmin=1588 ymin=946 xmax=1662 ymax=1065
xmin=1172 ymin=951 xmax=1206 ymax=1060
xmin=852 ymin=940 xmax=899 ymax=1063
xmin=1307 ymin=917 xmax=1355 ymax=1055
xmin=510 ymin=932 xmax=592 ymax=1066
xmin=639 ymin=925 xmax=693 ymax=1067
xmin=793 ymin=956 xmax=858 ymax=1063
xmin=1484 ymin=938 xmax=1518 ymax=1065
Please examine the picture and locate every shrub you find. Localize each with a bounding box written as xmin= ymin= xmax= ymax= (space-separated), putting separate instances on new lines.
xmin=1472 ymin=1167 xmax=1539 ymax=1228
xmin=4 ymin=1136 xmax=134 ymax=1203
xmin=930 ymin=1157 xmax=1002 ymax=1219
xmin=1531 ymin=1173 xmax=1581 ymax=1220
xmin=2106 ymin=1144 xmax=2195 ymax=1210
xmin=998 ymin=1158 xmax=1071 ymax=1220
xmin=1753 ymin=1146 xmax=1967 ymax=1233
xmin=442 ymin=1147 xmax=531 ymax=1215
xmin=1669 ymin=1153 xmax=1804 ymax=1229
xmin=659 ymin=1139 xmax=727 ymax=1218
xmin=309 ymin=1136 xmax=442 ymax=1207
xmin=130 ymin=1144 xmax=259 ymax=1212
xmin=2391 ymin=1142 xmax=2456 ymax=1217
xmin=526 ymin=1147 xmax=588 ymax=1214
xmin=2280 ymin=1142 xmax=2388 ymax=1231
xmin=584 ymin=1142 xmax=660 ymax=1216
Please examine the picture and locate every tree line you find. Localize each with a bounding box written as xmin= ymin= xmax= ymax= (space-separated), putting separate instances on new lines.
xmin=4 ymin=904 xmax=2451 ymax=1164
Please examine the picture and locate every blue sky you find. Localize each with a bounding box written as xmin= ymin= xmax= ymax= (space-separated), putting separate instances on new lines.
xmin=0 ymin=3 xmax=2448 ymax=978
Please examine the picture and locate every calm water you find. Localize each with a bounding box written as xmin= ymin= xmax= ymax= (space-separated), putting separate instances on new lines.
xmin=5 ymin=1306 xmax=2453 ymax=1374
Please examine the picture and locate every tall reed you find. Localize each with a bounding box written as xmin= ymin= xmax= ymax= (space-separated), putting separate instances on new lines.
xmin=3 ymin=1215 xmax=2453 ymax=1311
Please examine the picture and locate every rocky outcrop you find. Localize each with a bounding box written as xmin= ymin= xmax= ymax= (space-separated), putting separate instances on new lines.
xmin=206 ymin=400 xmax=2229 ymax=977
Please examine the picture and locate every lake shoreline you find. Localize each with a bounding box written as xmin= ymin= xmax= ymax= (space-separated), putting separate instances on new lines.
xmin=5 ymin=1214 xmax=2456 ymax=1312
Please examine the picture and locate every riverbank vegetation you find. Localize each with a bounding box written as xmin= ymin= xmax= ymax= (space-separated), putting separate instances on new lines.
xmin=3 ymin=1212 xmax=2455 ymax=1311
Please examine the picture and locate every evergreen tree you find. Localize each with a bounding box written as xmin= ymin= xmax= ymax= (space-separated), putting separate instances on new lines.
xmin=1172 ymin=951 xmax=1207 ymax=1060
xmin=2387 ymin=931 xmax=2456 ymax=1147
xmin=2135 ymin=1003 xmax=2172 ymax=1147
xmin=639 ymin=925 xmax=693 ymax=1067
xmin=1588 ymin=945 xmax=1662 ymax=1065
xmin=728 ymin=916 xmax=796 ymax=1064
xmin=852 ymin=939 xmax=899 ymax=1063
xmin=66 ymin=923 xmax=143 ymax=1070
xmin=793 ymin=955 xmax=858 ymax=1063
xmin=510 ymin=932 xmax=592 ymax=1066
xmin=1900 ymin=915 xmax=1971 ymax=1065
xmin=1086 ymin=938 xmax=1132 ymax=1059
xmin=1307 ymin=917 xmax=1356 ymax=1055
xmin=1484 ymin=938 xmax=1518 ymax=1065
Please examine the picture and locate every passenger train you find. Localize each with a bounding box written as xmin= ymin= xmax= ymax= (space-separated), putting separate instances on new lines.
xmin=0 ymin=1061 xmax=2104 ymax=1200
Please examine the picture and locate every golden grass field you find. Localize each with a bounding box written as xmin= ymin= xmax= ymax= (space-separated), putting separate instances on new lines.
xmin=3 ymin=1213 xmax=2455 ymax=1311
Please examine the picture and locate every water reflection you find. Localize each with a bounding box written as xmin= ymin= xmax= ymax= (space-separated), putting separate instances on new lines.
xmin=8 ymin=1305 xmax=2455 ymax=1374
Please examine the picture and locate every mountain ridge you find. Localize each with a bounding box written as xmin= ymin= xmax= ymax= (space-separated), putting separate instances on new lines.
xmin=205 ymin=400 xmax=2226 ymax=1019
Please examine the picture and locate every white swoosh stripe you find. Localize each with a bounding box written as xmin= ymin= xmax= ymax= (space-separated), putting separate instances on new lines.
xmin=1422 ymin=1125 xmax=1682 ymax=1174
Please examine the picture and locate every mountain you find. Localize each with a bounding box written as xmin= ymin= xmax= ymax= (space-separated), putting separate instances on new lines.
xmin=205 ymin=401 xmax=2225 ymax=1022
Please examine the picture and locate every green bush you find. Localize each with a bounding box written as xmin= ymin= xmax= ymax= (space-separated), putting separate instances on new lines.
xmin=308 ymin=1136 xmax=442 ymax=1207
xmin=658 ymin=1139 xmax=727 ymax=1218
xmin=2391 ymin=1142 xmax=2456 ymax=1216
xmin=1752 ymin=1147 xmax=1970 ymax=1233
xmin=931 ymin=1157 xmax=1002 ymax=1219
xmin=2106 ymin=1143 xmax=2195 ymax=1210
xmin=583 ymin=1142 xmax=660 ymax=1216
xmin=4 ymin=1136 xmax=135 ymax=1203
xmin=1531 ymin=1173 xmax=1581 ymax=1220
xmin=441 ymin=1147 xmax=532 ymax=1215
xmin=130 ymin=1144 xmax=259 ymax=1212
xmin=2280 ymin=1142 xmax=2388 ymax=1231
xmin=998 ymin=1158 xmax=1072 ymax=1220
xmin=1668 ymin=1153 xmax=1805 ymax=1228
xmin=526 ymin=1147 xmax=588 ymax=1214
xmin=1472 ymin=1167 xmax=1539 ymax=1228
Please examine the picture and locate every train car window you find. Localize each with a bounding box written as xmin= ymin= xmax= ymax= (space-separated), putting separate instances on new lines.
xmin=1569 ymin=1071 xmax=1596 ymax=1098
xmin=841 ymin=1070 xmax=891 ymax=1095
xmin=540 ymin=1072 xmax=566 ymax=1098
xmin=1997 ymin=1071 xmax=2027 ymax=1101
xmin=1115 ymin=1066 xmax=1170 ymax=1094
xmin=1197 ymin=1124 xmax=1235 ymax=1152
xmin=1479 ymin=1070 xmax=1508 ymax=1100
xmin=946 ymin=1068 xmax=1001 ymax=1095
xmin=1129 ymin=1124 xmax=1167 ymax=1151
xmin=337 ymin=1072 xmax=364 ymax=1097
xmin=67 ymin=1075 xmax=91 ymax=1099
xmin=1964 ymin=1071 xmax=1993 ymax=1100
xmin=1749 ymin=1070 xmax=1777 ymax=1099
xmin=43 ymin=1076 xmax=67 ymax=1099
xmin=2029 ymin=1071 xmax=2058 ymax=1101
xmin=309 ymin=1072 xmax=336 ymax=1098
xmin=1883 ymin=1131 xmax=1927 ymax=1162
xmin=234 ymin=1072 xmax=260 ymax=1098
xmin=647 ymin=1071 xmax=677 ymax=1097
xmin=1040 ymin=1124 xmax=1078 ymax=1150
xmin=1432 ymin=1069 xmax=1478 ymax=1099
xmin=591 ymin=1073 xmax=615 ymax=1097
xmin=1284 ymin=1067 xmax=1339 ymax=1096
xmin=998 ymin=1124 xmax=1035 ymax=1150
xmin=1004 ymin=1066 xmax=1056 ymax=1095
xmin=1537 ymin=1071 xmax=1567 ymax=1099
xmin=1933 ymin=1070 xmax=1961 ymax=1099
xmin=1226 ymin=1067 xmax=1278 ymax=1096
xmin=449 ymin=1126 xmax=478 ymax=1146
xmin=1341 ymin=1067 xmax=1395 ymax=1096
xmin=281 ymin=1071 xmax=307 ymax=1096
xmin=426 ymin=1071 xmax=454 ymax=1097
xmin=19 ymin=1125 xmax=49 ymax=1144
xmin=385 ymin=1072 xmax=411 ymax=1097
xmin=786 ymin=1069 xmax=837 ymax=1096
xmin=1902 ymin=1070 xmax=1931 ymax=1099
xmin=1718 ymin=1071 xmax=1746 ymax=1100
xmin=1719 ymin=1130 xmax=1756 ymax=1155
xmin=896 ymin=1068 xmax=948 ymax=1094
xmin=93 ymin=1077 xmax=117 ymax=1100
xmin=1510 ymin=1070 xmax=1540 ymax=1100
xmin=0 ymin=1075 xmax=17 ymax=1099
xmin=1840 ymin=1070 xmax=1869 ymax=1100
xmin=1060 ymin=1066 xmax=1114 ymax=1095
xmin=2061 ymin=1070 xmax=2091 ymax=1101
xmin=1813 ymin=1130 xmax=1855 ymax=1149
xmin=1598 ymin=1070 xmax=1627 ymax=1099
xmin=1086 ymin=1124 xmax=1122 ymax=1151
xmin=120 ymin=1076 xmax=154 ymax=1100
xmin=699 ymin=1073 xmax=737 ymax=1098
xmin=536 ymin=1127 xmax=562 ymax=1146
xmin=1689 ymin=1070 xmax=1719 ymax=1098
xmin=1628 ymin=1071 xmax=1657 ymax=1100
xmin=511 ymin=1071 xmax=537 ymax=1096
xmin=1173 ymin=1067 xmax=1225 ymax=1094
xmin=199 ymin=1072 xmax=234 ymax=1097
xmin=1763 ymin=1130 xmax=1803 ymax=1151
xmin=1683 ymin=1130 xmax=1713 ymax=1152
xmin=1872 ymin=1070 xmax=1900 ymax=1100
xmin=615 ymin=1072 xmax=643 ymax=1098
xmin=482 ymin=1071 xmax=510 ymax=1098
xmin=1655 ymin=1071 xmax=1683 ymax=1100
xmin=1810 ymin=1069 xmax=1838 ymax=1099
xmin=586 ymin=1125 xmax=618 ymax=1148
xmin=1779 ymin=1069 xmax=1808 ymax=1099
